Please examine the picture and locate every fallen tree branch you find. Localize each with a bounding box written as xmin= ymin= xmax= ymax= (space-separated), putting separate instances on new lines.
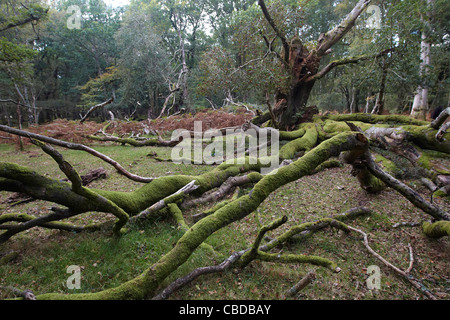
xmin=191 ymin=187 xmax=241 ymax=222
xmin=2 ymin=167 xmax=107 ymax=208
xmin=0 ymin=286 xmax=36 ymax=300
xmin=346 ymin=225 xmax=437 ymax=300
xmin=345 ymin=122 xmax=450 ymax=221
xmin=430 ymin=107 xmax=450 ymax=130
xmin=80 ymin=97 xmax=114 ymax=123
xmin=151 ymin=250 xmax=246 ymax=300
xmin=436 ymin=122 xmax=449 ymax=142
xmin=286 ymin=270 xmax=316 ymax=297
xmin=0 ymin=210 xmax=102 ymax=234
xmin=88 ymin=131 xmax=183 ymax=147
xmin=130 ymin=181 xmax=199 ymax=223
xmin=181 ymin=173 xmax=262 ymax=210
xmin=364 ymin=153 xmax=450 ymax=221
xmin=0 ymin=142 xmax=129 ymax=241
xmin=0 ymin=125 xmax=156 ymax=183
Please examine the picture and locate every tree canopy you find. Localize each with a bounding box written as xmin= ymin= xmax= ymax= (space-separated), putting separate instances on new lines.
xmin=0 ymin=0 xmax=448 ymax=124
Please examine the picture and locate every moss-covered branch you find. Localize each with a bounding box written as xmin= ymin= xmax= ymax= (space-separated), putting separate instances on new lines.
xmin=279 ymin=124 xmax=318 ymax=160
xmin=318 ymin=113 xmax=430 ymax=126
xmin=422 ymin=221 xmax=450 ymax=238
xmin=87 ymin=132 xmax=183 ymax=147
xmin=364 ymin=153 xmax=450 ymax=221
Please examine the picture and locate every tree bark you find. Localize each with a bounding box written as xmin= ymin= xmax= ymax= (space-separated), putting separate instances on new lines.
xmin=411 ymin=0 xmax=434 ymax=119
xmin=258 ymin=0 xmax=373 ymax=130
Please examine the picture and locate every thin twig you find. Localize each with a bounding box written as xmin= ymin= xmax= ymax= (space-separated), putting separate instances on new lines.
xmin=346 ymin=225 xmax=437 ymax=300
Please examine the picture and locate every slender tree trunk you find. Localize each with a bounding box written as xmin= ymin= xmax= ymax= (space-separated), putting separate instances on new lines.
xmin=364 ymin=92 xmax=374 ymax=113
xmin=411 ymin=0 xmax=434 ymax=119
xmin=16 ymin=103 xmax=24 ymax=151
xmin=351 ymin=87 xmax=360 ymax=114
xmin=373 ymin=67 xmax=388 ymax=115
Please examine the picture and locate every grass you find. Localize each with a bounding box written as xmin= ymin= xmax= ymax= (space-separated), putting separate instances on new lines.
xmin=0 ymin=142 xmax=449 ymax=300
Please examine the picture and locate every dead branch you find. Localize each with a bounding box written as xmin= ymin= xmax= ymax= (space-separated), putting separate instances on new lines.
xmin=80 ymin=97 xmax=114 ymax=123
xmin=0 ymin=125 xmax=156 ymax=183
xmin=130 ymin=181 xmax=199 ymax=223
xmin=392 ymin=222 xmax=421 ymax=228
xmin=3 ymin=167 xmax=107 ymax=208
xmin=88 ymin=130 xmax=183 ymax=147
xmin=364 ymin=152 xmax=450 ymax=221
xmin=151 ymin=250 xmax=246 ymax=300
xmin=430 ymin=107 xmax=450 ymax=130
xmin=257 ymin=0 xmax=289 ymax=63
xmin=0 ymin=207 xmax=81 ymax=243
xmin=346 ymin=225 xmax=437 ymax=300
xmin=0 ymin=286 xmax=36 ymax=300
xmin=286 ymin=270 xmax=316 ymax=297
xmin=436 ymin=121 xmax=449 ymax=142
xmin=181 ymin=174 xmax=262 ymax=210
xmin=191 ymin=187 xmax=241 ymax=222
xmin=345 ymin=122 xmax=450 ymax=221
xmin=0 ymin=210 xmax=101 ymax=235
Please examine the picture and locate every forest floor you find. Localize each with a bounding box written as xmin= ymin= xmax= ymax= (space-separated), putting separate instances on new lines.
xmin=0 ymin=114 xmax=449 ymax=300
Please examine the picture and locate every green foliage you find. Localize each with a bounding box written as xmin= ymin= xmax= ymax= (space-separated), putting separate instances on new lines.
xmin=0 ymin=0 xmax=448 ymax=122
xmin=77 ymin=66 xmax=120 ymax=109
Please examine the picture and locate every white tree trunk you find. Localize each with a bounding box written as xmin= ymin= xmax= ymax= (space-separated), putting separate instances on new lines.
xmin=411 ymin=0 xmax=433 ymax=119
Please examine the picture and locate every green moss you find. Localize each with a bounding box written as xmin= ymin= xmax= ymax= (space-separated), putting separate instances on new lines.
xmin=433 ymin=189 xmax=449 ymax=200
xmin=279 ymin=124 xmax=318 ymax=160
xmin=356 ymin=169 xmax=385 ymax=194
xmin=403 ymin=125 xmax=450 ymax=154
xmin=374 ymin=154 xmax=400 ymax=176
xmin=422 ymin=221 xmax=450 ymax=238
xmin=321 ymin=113 xmax=430 ymax=126
xmin=279 ymin=127 xmax=306 ymax=140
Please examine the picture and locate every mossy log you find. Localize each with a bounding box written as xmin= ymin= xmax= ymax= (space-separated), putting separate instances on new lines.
xmin=422 ymin=221 xmax=450 ymax=238
xmin=319 ymin=113 xmax=430 ymax=126
xmin=87 ymin=133 xmax=183 ymax=147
